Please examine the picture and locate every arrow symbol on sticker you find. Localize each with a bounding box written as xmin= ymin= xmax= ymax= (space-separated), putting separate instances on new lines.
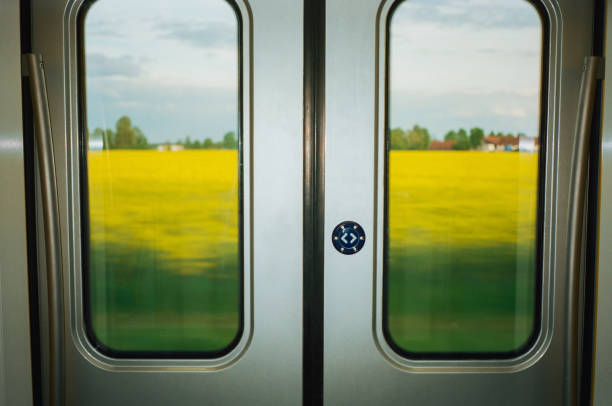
xmin=333 ymin=222 xmax=365 ymax=254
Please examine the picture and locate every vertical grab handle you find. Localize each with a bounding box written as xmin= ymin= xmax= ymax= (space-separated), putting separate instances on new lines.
xmin=23 ymin=53 xmax=65 ymax=406
xmin=565 ymin=56 xmax=604 ymax=405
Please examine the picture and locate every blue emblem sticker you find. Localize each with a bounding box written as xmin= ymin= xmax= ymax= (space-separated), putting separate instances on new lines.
xmin=332 ymin=221 xmax=366 ymax=255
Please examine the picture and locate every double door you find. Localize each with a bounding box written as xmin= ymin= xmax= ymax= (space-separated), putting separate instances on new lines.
xmin=13 ymin=0 xmax=604 ymax=404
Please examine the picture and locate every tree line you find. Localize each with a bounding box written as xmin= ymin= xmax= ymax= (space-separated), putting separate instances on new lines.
xmin=91 ymin=116 xmax=148 ymax=150
xmin=90 ymin=116 xmax=237 ymax=150
xmin=92 ymin=116 xmax=525 ymax=152
xmin=390 ymin=125 xmax=527 ymax=151
xmin=172 ymin=132 xmax=237 ymax=150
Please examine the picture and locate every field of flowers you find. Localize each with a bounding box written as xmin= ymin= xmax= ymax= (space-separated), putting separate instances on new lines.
xmin=387 ymin=151 xmax=539 ymax=353
xmin=87 ymin=149 xmax=539 ymax=353
xmin=88 ymin=150 xmax=241 ymax=352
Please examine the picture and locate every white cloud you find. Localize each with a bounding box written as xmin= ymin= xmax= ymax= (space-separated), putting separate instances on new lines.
xmin=84 ymin=0 xmax=239 ymax=142
xmin=83 ymin=0 xmax=544 ymax=143
xmin=491 ymin=106 xmax=528 ymax=118
xmin=86 ymin=53 xmax=142 ymax=77
xmin=392 ymin=0 xmax=543 ymax=29
xmin=389 ymin=0 xmax=542 ymax=138
xmin=391 ymin=90 xmax=540 ymax=139
xmin=157 ymin=21 xmax=237 ymax=49
xmin=85 ymin=77 xmax=237 ymax=143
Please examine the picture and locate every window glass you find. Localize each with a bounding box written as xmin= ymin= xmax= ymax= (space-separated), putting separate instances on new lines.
xmin=81 ymin=0 xmax=241 ymax=355
xmin=385 ymin=0 xmax=543 ymax=356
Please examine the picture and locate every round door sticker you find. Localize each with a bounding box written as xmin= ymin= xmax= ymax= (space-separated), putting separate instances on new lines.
xmin=332 ymin=221 xmax=366 ymax=255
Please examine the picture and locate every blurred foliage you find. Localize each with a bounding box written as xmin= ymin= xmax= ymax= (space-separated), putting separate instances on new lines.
xmin=90 ymin=116 xmax=238 ymax=151
xmin=88 ymin=149 xmax=240 ymax=352
xmin=91 ymin=116 xmax=148 ymax=150
xmin=390 ymin=125 xmax=526 ymax=151
xmin=387 ymin=150 xmax=538 ymax=353
xmin=389 ymin=125 xmax=431 ymax=150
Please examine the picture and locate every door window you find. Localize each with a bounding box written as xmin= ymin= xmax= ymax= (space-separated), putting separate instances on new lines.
xmin=384 ymin=0 xmax=545 ymax=357
xmin=79 ymin=0 xmax=242 ymax=357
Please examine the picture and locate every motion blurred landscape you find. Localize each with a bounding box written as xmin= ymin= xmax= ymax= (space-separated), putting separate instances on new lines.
xmin=88 ymin=116 xmax=538 ymax=354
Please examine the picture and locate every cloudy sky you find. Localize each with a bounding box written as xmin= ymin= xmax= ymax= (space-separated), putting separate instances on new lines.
xmin=390 ymin=0 xmax=543 ymax=139
xmin=84 ymin=0 xmax=543 ymax=144
xmin=84 ymin=0 xmax=238 ymax=143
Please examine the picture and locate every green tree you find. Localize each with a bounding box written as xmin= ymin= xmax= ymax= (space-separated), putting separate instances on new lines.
xmin=469 ymin=127 xmax=484 ymax=149
xmin=222 ymin=132 xmax=238 ymax=149
xmin=444 ymin=130 xmax=458 ymax=142
xmin=92 ymin=127 xmax=116 ymax=150
xmin=453 ymin=128 xmax=470 ymax=150
xmin=405 ymin=124 xmax=430 ymax=150
xmin=134 ymin=127 xmax=147 ymax=148
xmin=114 ymin=116 xmax=133 ymax=147
xmin=113 ymin=116 xmax=148 ymax=149
xmin=193 ymin=139 xmax=202 ymax=149
xmin=203 ymin=138 xmax=214 ymax=149
xmin=104 ymin=128 xmax=115 ymax=149
xmin=445 ymin=128 xmax=469 ymax=150
xmin=389 ymin=128 xmax=407 ymax=150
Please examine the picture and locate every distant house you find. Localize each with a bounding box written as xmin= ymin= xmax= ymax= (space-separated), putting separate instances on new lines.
xmin=157 ymin=144 xmax=184 ymax=152
xmin=482 ymin=136 xmax=519 ymax=152
xmin=428 ymin=140 xmax=456 ymax=150
xmin=519 ymin=136 xmax=539 ymax=153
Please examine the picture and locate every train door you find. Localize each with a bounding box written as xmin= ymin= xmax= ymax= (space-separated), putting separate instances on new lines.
xmin=0 ymin=1 xmax=34 ymax=405
xmin=20 ymin=0 xmax=606 ymax=405
xmin=26 ymin=0 xmax=304 ymax=405
xmin=323 ymin=0 xmax=602 ymax=405
xmin=594 ymin=3 xmax=612 ymax=404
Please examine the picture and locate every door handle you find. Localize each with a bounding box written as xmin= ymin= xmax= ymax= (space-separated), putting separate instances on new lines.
xmin=23 ymin=53 xmax=65 ymax=406
xmin=566 ymin=56 xmax=604 ymax=406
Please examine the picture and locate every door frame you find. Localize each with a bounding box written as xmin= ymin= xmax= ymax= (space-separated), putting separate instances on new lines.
xmin=0 ymin=1 xmax=34 ymax=404
xmin=322 ymin=0 xmax=601 ymax=404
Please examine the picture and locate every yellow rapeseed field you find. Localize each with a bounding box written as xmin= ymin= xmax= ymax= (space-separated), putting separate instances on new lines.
xmin=88 ymin=149 xmax=539 ymax=352
xmin=388 ymin=150 xmax=538 ymax=250
xmin=88 ymin=149 xmax=239 ymax=276
xmin=89 ymin=149 xmax=538 ymax=272
xmin=386 ymin=150 xmax=539 ymax=352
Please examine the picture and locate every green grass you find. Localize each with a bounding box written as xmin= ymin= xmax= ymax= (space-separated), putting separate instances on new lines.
xmin=89 ymin=242 xmax=240 ymax=352
xmin=385 ymin=151 xmax=539 ymax=354
xmin=386 ymin=244 xmax=536 ymax=353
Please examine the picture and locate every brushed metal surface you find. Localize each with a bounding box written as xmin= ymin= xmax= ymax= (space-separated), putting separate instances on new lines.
xmin=30 ymin=0 xmax=304 ymax=404
xmin=565 ymin=56 xmax=603 ymax=406
xmin=24 ymin=53 xmax=65 ymax=406
xmin=324 ymin=0 xmax=594 ymax=404
xmin=0 ymin=1 xmax=34 ymax=406
xmin=593 ymin=5 xmax=612 ymax=405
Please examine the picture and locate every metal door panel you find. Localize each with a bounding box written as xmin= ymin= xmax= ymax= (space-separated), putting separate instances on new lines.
xmin=0 ymin=1 xmax=35 ymax=405
xmin=324 ymin=0 xmax=594 ymax=404
xmin=29 ymin=0 xmax=303 ymax=404
xmin=594 ymin=4 xmax=612 ymax=405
